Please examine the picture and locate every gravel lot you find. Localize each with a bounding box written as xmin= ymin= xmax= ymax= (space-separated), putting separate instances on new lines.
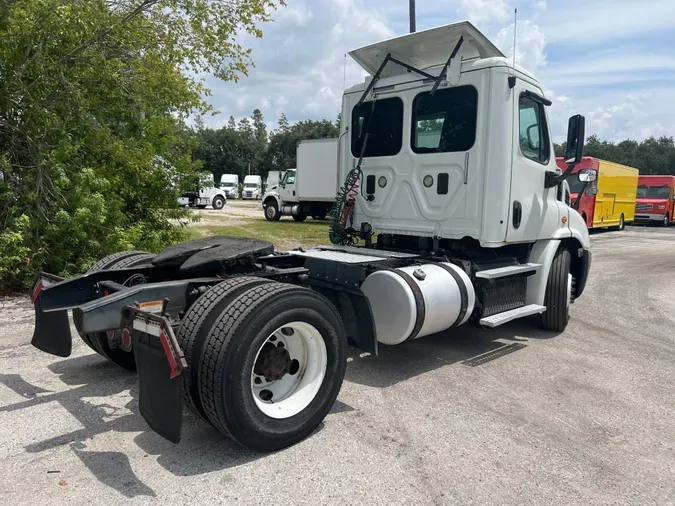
xmin=1 ymin=226 xmax=674 ymax=505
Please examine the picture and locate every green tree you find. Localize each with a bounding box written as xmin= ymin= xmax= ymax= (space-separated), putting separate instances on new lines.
xmin=0 ymin=0 xmax=284 ymax=290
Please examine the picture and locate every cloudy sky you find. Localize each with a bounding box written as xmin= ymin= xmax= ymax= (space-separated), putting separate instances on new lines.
xmin=200 ymin=0 xmax=675 ymax=142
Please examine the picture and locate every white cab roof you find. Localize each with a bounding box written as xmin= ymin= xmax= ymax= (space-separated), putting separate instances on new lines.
xmin=349 ymin=21 xmax=505 ymax=78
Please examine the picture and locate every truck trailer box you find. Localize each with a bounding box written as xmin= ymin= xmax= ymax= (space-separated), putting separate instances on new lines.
xmin=295 ymin=138 xmax=339 ymax=202
xmin=556 ymin=157 xmax=639 ymax=230
xmin=635 ymin=175 xmax=675 ymax=226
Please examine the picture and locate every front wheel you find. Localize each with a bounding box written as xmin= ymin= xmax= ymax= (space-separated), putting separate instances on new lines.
xmin=264 ymin=201 xmax=281 ymax=221
xmin=212 ymin=196 xmax=226 ymax=210
xmin=198 ymin=283 xmax=347 ymax=452
xmin=663 ymin=214 xmax=670 ymax=227
xmin=540 ymin=248 xmax=572 ymax=332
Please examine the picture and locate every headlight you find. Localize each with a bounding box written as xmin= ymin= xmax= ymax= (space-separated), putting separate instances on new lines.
xmin=658 ymin=205 xmax=666 ymax=210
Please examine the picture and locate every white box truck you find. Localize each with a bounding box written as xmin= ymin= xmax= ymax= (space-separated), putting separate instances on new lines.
xmin=31 ymin=22 xmax=592 ymax=453
xmin=177 ymin=173 xmax=227 ymax=210
xmin=262 ymin=138 xmax=338 ymax=221
xmin=219 ymin=174 xmax=239 ymax=199
xmin=242 ymin=175 xmax=262 ymax=199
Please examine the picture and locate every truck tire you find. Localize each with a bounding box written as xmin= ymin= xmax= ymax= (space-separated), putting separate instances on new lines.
xmin=312 ymin=213 xmax=326 ymax=221
xmin=176 ymin=276 xmax=275 ymax=422
xmin=264 ymin=200 xmax=281 ymax=221
xmin=292 ymin=214 xmax=307 ymax=222
xmin=540 ymin=248 xmax=572 ymax=332
xmin=73 ymin=251 xmax=156 ymax=371
xmin=612 ymin=213 xmax=625 ymax=231
xmin=198 ymin=283 xmax=347 ymax=452
xmin=663 ymin=214 xmax=669 ymax=227
xmin=212 ymin=196 xmax=226 ymax=210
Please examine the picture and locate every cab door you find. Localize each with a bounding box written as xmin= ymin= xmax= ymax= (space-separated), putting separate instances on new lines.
xmin=278 ymin=170 xmax=296 ymax=202
xmin=506 ymin=84 xmax=560 ymax=242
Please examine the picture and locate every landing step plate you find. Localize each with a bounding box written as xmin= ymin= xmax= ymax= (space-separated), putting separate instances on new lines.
xmin=479 ymin=304 xmax=546 ymax=328
xmin=475 ymin=263 xmax=541 ymax=279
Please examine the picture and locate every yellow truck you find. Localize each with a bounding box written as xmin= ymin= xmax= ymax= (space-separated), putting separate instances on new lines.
xmin=557 ymin=156 xmax=639 ymax=230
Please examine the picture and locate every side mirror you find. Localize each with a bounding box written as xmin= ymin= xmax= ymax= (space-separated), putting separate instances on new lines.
xmin=564 ymin=114 xmax=585 ymax=164
xmin=577 ymin=169 xmax=597 ymax=183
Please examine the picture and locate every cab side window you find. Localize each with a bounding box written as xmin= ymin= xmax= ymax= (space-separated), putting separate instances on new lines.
xmin=519 ymin=95 xmax=550 ymax=164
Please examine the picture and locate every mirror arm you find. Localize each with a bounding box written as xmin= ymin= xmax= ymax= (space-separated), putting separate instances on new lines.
xmin=545 ymin=160 xmax=578 ymax=189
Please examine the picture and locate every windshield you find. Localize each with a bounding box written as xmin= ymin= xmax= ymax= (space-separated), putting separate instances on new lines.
xmin=244 ymin=183 xmax=258 ymax=188
xmin=637 ymin=185 xmax=670 ymax=199
xmin=221 ymin=182 xmax=234 ymax=187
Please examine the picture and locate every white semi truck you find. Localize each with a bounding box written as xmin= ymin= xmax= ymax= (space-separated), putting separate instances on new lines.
xmin=30 ymin=22 xmax=593 ymax=453
xmin=242 ymin=175 xmax=262 ymax=199
xmin=262 ymin=138 xmax=339 ymax=221
xmin=177 ymin=173 xmax=227 ymax=210
xmin=219 ymin=174 xmax=239 ymax=199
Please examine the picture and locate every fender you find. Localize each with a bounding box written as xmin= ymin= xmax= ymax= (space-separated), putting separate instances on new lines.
xmin=261 ymin=191 xmax=281 ymax=210
xmin=557 ymin=206 xmax=591 ymax=249
xmin=526 ymin=239 xmax=561 ymax=306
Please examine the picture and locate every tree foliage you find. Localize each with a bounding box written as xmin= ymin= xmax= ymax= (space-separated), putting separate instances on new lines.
xmin=193 ymin=112 xmax=339 ymax=183
xmin=0 ymin=0 xmax=283 ymax=290
xmin=554 ymin=135 xmax=675 ymax=175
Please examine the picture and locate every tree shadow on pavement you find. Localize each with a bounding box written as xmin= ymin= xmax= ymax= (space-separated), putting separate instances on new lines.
xmin=0 ymin=352 xmax=271 ymax=495
xmin=345 ymin=316 xmax=561 ymax=389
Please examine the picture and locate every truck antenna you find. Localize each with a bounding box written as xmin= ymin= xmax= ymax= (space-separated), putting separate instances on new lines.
xmin=512 ymin=9 xmax=518 ymax=71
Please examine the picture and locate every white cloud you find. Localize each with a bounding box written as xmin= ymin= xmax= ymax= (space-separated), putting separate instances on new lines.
xmin=200 ymin=0 xmax=393 ymax=129
xmin=196 ymin=0 xmax=675 ymax=144
xmin=457 ymin=0 xmax=511 ymax=26
xmin=496 ymin=19 xmax=548 ymax=70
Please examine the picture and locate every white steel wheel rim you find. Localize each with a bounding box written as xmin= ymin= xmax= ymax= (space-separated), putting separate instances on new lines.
xmin=266 ymin=206 xmax=275 ymax=219
xmin=251 ymin=321 xmax=327 ymax=419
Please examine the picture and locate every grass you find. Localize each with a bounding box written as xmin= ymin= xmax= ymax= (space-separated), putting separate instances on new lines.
xmin=188 ymin=218 xmax=332 ymax=250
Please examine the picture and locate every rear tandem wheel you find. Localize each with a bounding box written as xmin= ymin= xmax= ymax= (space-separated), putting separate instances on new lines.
xmin=73 ymin=251 xmax=156 ymax=371
xmin=196 ymin=282 xmax=348 ymax=452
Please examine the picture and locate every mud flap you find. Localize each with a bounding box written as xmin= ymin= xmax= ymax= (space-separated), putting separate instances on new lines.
xmin=129 ymin=310 xmax=187 ymax=444
xmin=31 ymin=273 xmax=72 ymax=357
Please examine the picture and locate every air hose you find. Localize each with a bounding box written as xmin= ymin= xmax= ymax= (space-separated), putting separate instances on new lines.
xmin=328 ymin=166 xmax=362 ymax=245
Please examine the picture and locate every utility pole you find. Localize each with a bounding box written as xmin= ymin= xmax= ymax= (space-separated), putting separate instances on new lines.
xmin=409 ymin=0 xmax=416 ymax=33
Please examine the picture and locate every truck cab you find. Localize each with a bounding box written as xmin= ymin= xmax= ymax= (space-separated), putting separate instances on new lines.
xmin=178 ymin=173 xmax=227 ymax=210
xmin=635 ymin=175 xmax=675 ymax=227
xmin=220 ymin=174 xmax=240 ymax=199
xmin=243 ymin=175 xmax=262 ymax=199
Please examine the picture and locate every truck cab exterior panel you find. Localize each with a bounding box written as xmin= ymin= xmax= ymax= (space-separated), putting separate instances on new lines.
xmin=340 ymin=58 xmax=581 ymax=249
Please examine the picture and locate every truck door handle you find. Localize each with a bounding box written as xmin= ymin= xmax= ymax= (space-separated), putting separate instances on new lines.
xmin=464 ymin=152 xmax=469 ymax=185
xmin=512 ymin=201 xmax=522 ymax=229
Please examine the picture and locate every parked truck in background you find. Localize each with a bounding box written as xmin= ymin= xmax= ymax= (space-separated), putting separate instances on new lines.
xmin=29 ymin=22 xmax=593 ymax=453
xmin=557 ymin=157 xmax=638 ymax=231
xmin=262 ymin=138 xmax=339 ymax=222
xmin=177 ymin=173 xmax=228 ymax=210
xmin=634 ymin=175 xmax=675 ymax=226
xmin=220 ymin=174 xmax=240 ymax=199
xmin=243 ymin=175 xmax=262 ymax=199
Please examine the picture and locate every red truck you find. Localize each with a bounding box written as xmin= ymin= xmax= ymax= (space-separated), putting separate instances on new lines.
xmin=634 ymin=175 xmax=675 ymax=227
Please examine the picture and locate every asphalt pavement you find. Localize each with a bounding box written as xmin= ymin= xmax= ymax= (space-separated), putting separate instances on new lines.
xmin=1 ymin=225 xmax=674 ymax=505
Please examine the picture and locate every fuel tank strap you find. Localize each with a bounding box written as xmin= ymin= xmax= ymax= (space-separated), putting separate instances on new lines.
xmin=381 ymin=268 xmax=426 ymax=341
xmin=435 ymin=263 xmax=469 ymax=327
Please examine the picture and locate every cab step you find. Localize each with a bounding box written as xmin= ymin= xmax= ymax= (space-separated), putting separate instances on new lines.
xmin=479 ymin=304 xmax=546 ymax=328
xmin=475 ymin=263 xmax=541 ymax=279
